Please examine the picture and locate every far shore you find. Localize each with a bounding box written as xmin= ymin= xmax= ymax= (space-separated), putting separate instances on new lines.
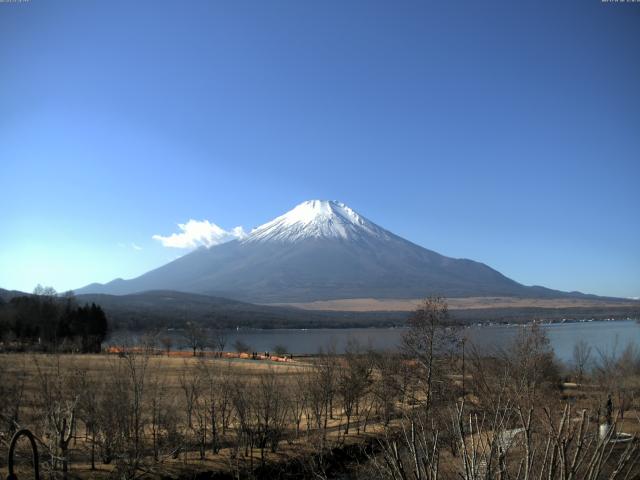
xmin=267 ymin=296 xmax=640 ymax=312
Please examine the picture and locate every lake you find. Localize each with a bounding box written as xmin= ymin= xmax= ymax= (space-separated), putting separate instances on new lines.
xmin=222 ymin=320 xmax=640 ymax=362
xmin=109 ymin=319 xmax=640 ymax=363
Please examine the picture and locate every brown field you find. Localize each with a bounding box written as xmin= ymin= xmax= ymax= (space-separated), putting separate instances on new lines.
xmin=269 ymin=296 xmax=640 ymax=312
xmin=2 ymin=326 xmax=640 ymax=480
xmin=0 ymin=352 xmax=386 ymax=479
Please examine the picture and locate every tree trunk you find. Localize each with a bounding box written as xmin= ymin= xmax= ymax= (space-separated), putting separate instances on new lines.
xmin=91 ymin=428 xmax=96 ymax=470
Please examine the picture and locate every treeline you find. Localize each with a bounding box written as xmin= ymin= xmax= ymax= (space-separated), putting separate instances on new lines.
xmin=0 ymin=285 xmax=108 ymax=352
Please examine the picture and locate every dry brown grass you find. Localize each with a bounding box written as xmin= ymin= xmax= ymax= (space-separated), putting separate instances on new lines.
xmin=268 ymin=296 xmax=639 ymax=312
xmin=0 ymin=352 xmax=370 ymax=479
xmin=2 ymin=352 xmax=306 ymax=407
xmin=4 ymin=351 xmax=639 ymax=480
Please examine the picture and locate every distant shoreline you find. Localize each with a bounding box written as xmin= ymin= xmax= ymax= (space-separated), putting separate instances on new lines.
xmin=267 ymin=296 xmax=640 ymax=312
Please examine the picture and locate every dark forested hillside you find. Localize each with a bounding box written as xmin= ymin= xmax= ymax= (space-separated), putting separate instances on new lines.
xmin=2 ymin=288 xmax=637 ymax=338
xmin=0 ymin=287 xmax=108 ymax=352
xmin=74 ymin=290 xmax=406 ymax=330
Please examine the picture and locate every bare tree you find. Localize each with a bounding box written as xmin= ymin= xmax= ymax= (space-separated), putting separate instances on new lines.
xmin=0 ymin=357 xmax=25 ymax=437
xmin=230 ymin=377 xmax=255 ymax=468
xmin=124 ymin=351 xmax=149 ymax=468
xmin=33 ymin=284 xmax=58 ymax=297
xmin=253 ymin=368 xmax=289 ymax=464
xmin=504 ymin=323 xmax=560 ymax=406
xmin=595 ymin=342 xmax=640 ymax=421
xmin=403 ymin=297 xmax=459 ymax=409
xmin=96 ymin=372 xmax=122 ymax=465
xmin=371 ymin=409 xmax=440 ymax=480
xmin=233 ymin=338 xmax=252 ymax=354
xmin=337 ymin=339 xmax=373 ymax=435
xmin=140 ymin=330 xmax=159 ymax=354
xmin=99 ymin=351 xmax=150 ymax=477
xmin=197 ymin=358 xmax=229 ymax=455
xmin=573 ymin=339 xmax=592 ymax=383
xmin=211 ymin=328 xmax=227 ymax=356
xmin=180 ymin=364 xmax=200 ymax=430
xmin=289 ymin=371 xmax=308 ymax=438
xmin=217 ymin=362 xmax=235 ymax=436
xmin=160 ymin=335 xmax=173 ymax=355
xmin=309 ymin=346 xmax=338 ymax=446
xmin=183 ymin=321 xmax=205 ymax=356
xmin=34 ymin=355 xmax=77 ymax=480
xmin=371 ymin=351 xmax=401 ymax=426
xmin=273 ymin=344 xmax=288 ymax=356
xmin=305 ymin=367 xmax=325 ymax=434
xmin=148 ymin=367 xmax=178 ymax=462
xmin=70 ymin=365 xmax=100 ymax=470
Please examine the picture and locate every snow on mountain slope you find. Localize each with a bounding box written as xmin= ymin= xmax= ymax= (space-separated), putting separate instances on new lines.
xmin=245 ymin=200 xmax=391 ymax=243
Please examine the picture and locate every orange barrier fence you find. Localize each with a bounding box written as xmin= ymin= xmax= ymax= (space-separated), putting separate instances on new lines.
xmin=104 ymin=345 xmax=293 ymax=362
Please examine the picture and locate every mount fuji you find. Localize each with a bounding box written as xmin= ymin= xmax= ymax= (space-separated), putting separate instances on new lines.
xmin=76 ymin=200 xmax=586 ymax=302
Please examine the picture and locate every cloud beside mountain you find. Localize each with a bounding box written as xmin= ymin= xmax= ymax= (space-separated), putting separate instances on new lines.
xmin=152 ymin=219 xmax=247 ymax=249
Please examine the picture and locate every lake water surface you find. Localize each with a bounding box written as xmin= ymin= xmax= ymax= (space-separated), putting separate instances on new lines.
xmin=109 ymin=320 xmax=640 ymax=363
xmin=219 ymin=320 xmax=640 ymax=362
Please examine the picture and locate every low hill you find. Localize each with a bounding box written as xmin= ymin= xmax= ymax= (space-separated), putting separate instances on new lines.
xmin=75 ymin=290 xmax=640 ymax=330
xmin=3 ymin=288 xmax=637 ymax=331
xmin=74 ymin=290 xmax=406 ymax=330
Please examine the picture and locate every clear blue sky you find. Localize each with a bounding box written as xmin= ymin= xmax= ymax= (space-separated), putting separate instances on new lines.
xmin=1 ymin=0 xmax=638 ymax=298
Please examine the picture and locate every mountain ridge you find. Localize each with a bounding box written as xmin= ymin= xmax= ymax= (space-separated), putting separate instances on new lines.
xmin=76 ymin=200 xmax=605 ymax=302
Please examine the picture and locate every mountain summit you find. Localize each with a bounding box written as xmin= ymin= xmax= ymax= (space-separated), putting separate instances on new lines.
xmin=245 ymin=200 xmax=390 ymax=243
xmin=77 ymin=200 xmax=582 ymax=302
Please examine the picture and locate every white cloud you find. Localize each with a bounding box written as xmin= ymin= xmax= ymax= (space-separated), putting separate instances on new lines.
xmin=117 ymin=242 xmax=143 ymax=251
xmin=153 ymin=219 xmax=247 ymax=249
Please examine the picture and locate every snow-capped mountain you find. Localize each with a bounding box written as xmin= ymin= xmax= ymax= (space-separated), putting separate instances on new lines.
xmin=245 ymin=200 xmax=391 ymax=243
xmin=77 ymin=200 xmax=580 ymax=302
